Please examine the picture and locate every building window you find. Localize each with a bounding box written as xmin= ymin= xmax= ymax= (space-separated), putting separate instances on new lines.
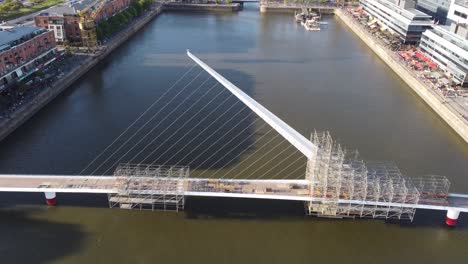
xmin=454 ymin=11 xmax=467 ymax=19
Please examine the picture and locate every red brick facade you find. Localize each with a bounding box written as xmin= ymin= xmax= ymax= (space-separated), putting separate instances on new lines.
xmin=94 ymin=0 xmax=131 ymax=24
xmin=0 ymin=30 xmax=56 ymax=75
xmin=34 ymin=0 xmax=131 ymax=43
xmin=35 ymin=15 xmax=82 ymax=43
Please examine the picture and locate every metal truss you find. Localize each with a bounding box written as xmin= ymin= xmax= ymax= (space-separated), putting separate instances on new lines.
xmin=305 ymin=132 xmax=450 ymax=222
xmin=108 ymin=163 xmax=188 ymax=212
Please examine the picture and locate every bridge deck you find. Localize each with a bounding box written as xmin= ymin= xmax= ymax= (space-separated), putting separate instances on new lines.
xmin=0 ymin=175 xmax=467 ymax=212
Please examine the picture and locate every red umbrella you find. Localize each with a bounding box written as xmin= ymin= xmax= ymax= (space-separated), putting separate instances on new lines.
xmin=428 ymin=61 xmax=438 ymax=68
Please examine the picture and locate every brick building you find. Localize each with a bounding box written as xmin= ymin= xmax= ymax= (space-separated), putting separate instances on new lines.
xmin=34 ymin=0 xmax=131 ymax=44
xmin=0 ymin=26 xmax=56 ymax=87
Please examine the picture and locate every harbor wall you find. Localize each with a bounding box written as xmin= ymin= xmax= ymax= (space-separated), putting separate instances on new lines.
xmin=163 ymin=3 xmax=241 ymax=12
xmin=335 ymin=9 xmax=468 ymax=143
xmin=0 ymin=6 xmax=163 ymax=143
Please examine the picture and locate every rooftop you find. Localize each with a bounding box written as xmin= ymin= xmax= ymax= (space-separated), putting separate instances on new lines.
xmin=38 ymin=0 xmax=112 ymax=17
xmin=366 ymin=0 xmax=432 ymax=20
xmin=406 ymin=8 xmax=433 ymax=17
xmin=455 ymin=0 xmax=468 ymax=8
xmin=0 ymin=26 xmax=46 ymax=50
xmin=426 ymin=25 xmax=468 ymax=52
xmin=38 ymin=3 xmax=77 ymax=16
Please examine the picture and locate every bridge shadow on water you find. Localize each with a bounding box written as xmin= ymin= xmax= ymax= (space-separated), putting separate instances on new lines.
xmin=184 ymin=196 xmax=468 ymax=229
xmin=394 ymin=209 xmax=468 ymax=230
xmin=0 ymin=192 xmax=109 ymax=208
xmin=185 ymin=196 xmax=308 ymax=221
xmin=0 ymin=206 xmax=86 ymax=264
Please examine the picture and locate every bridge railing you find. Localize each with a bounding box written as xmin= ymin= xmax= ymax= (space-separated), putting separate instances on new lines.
xmin=260 ymin=0 xmax=359 ymax=8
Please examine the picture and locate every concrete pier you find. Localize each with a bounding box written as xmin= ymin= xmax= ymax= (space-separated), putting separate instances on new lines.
xmin=446 ymin=209 xmax=461 ymax=226
xmin=44 ymin=192 xmax=56 ymax=206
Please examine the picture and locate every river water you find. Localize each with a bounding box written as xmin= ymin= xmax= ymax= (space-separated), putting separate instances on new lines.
xmin=0 ymin=4 xmax=467 ymax=264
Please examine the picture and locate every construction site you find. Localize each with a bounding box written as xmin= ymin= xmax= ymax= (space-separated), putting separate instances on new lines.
xmin=305 ymin=131 xmax=451 ymax=221
xmin=108 ymin=164 xmax=189 ymax=211
xmin=100 ymin=131 xmax=452 ymax=223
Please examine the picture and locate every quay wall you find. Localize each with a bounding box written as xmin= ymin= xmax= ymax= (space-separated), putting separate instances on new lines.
xmin=0 ymin=6 xmax=163 ymax=143
xmin=163 ymin=3 xmax=241 ymax=12
xmin=335 ymin=9 xmax=468 ymax=143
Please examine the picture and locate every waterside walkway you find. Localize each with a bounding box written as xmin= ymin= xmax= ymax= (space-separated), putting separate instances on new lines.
xmin=335 ymin=8 xmax=468 ymax=143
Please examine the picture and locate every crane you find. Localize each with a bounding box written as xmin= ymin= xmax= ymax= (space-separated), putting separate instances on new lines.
xmin=78 ymin=0 xmax=107 ymax=48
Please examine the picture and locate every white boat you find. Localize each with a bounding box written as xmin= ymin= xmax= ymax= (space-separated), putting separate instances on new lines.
xmin=295 ymin=12 xmax=305 ymax=23
xmin=310 ymin=12 xmax=320 ymax=19
xmin=302 ymin=19 xmax=320 ymax=31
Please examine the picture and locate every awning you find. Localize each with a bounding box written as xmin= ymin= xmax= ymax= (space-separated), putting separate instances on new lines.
xmin=415 ymin=52 xmax=425 ymax=59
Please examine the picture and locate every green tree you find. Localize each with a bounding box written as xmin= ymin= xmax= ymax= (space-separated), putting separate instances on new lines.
xmin=128 ymin=6 xmax=138 ymax=17
xmin=131 ymin=0 xmax=143 ymax=15
xmin=0 ymin=0 xmax=23 ymax=12
xmin=123 ymin=10 xmax=133 ymax=21
xmin=96 ymin=26 xmax=104 ymax=41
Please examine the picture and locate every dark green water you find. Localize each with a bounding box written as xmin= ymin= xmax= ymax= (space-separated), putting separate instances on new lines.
xmin=0 ymin=4 xmax=467 ymax=264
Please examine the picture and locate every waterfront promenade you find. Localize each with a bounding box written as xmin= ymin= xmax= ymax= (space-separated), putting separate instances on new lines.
xmin=335 ymin=8 xmax=468 ymax=143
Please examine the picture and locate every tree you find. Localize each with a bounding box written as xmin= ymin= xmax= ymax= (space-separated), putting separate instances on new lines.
xmin=96 ymin=26 xmax=104 ymax=41
xmin=128 ymin=6 xmax=138 ymax=17
xmin=0 ymin=0 xmax=23 ymax=12
xmin=123 ymin=10 xmax=133 ymax=21
xmin=131 ymin=0 xmax=143 ymax=15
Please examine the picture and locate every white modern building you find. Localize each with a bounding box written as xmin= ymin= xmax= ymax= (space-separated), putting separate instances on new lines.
xmin=447 ymin=0 xmax=468 ymax=25
xmin=360 ymin=0 xmax=434 ymax=43
xmin=416 ymin=0 xmax=451 ymax=24
xmin=420 ymin=23 xmax=468 ymax=85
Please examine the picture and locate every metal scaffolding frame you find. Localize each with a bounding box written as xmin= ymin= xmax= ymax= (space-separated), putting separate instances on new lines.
xmin=108 ymin=163 xmax=188 ymax=212
xmin=305 ymin=131 xmax=450 ymax=221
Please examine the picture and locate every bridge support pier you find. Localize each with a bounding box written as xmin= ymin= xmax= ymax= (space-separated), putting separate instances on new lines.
xmin=44 ymin=192 xmax=57 ymax=206
xmin=446 ymin=209 xmax=460 ymax=226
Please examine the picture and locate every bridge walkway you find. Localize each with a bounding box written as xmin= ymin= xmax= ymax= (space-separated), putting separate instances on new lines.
xmin=1 ymin=175 xmax=467 ymax=213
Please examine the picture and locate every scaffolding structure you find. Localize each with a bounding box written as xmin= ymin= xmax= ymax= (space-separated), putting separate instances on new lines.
xmin=108 ymin=164 xmax=189 ymax=212
xmin=305 ymin=131 xmax=450 ymax=221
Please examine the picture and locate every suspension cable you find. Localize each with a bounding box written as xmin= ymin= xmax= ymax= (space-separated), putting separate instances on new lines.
xmin=78 ymin=63 xmax=196 ymax=175
xmin=89 ymin=69 xmax=205 ymax=175
xmin=196 ymin=123 xmax=272 ymax=179
xmin=99 ymin=74 xmax=213 ymax=176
